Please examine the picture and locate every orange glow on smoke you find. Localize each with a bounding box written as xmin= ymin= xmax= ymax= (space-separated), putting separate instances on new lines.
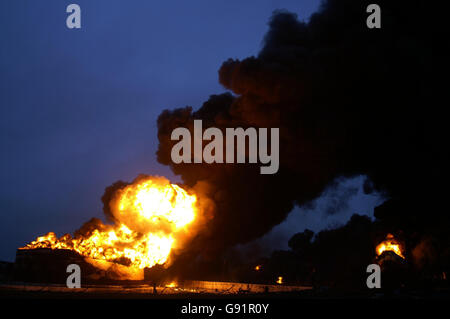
xmin=21 ymin=176 xmax=199 ymax=269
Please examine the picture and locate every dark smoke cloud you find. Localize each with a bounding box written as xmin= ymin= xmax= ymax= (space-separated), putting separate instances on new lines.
xmin=155 ymin=0 xmax=442 ymax=259
xmin=101 ymin=180 xmax=130 ymax=223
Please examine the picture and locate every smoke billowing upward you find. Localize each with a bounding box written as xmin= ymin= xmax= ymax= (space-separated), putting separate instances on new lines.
xmin=154 ymin=0 xmax=441 ymax=259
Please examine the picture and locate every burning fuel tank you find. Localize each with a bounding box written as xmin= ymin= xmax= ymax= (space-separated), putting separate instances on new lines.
xmin=14 ymin=248 xmax=88 ymax=284
xmin=14 ymin=248 xmax=144 ymax=284
xmin=374 ymin=234 xmax=410 ymax=291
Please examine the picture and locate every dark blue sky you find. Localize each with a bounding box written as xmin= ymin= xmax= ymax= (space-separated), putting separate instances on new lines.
xmin=0 ymin=0 xmax=381 ymax=261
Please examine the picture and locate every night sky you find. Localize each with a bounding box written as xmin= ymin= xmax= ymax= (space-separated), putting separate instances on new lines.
xmin=0 ymin=0 xmax=382 ymax=261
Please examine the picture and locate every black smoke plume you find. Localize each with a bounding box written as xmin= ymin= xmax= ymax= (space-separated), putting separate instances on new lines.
xmin=146 ymin=0 xmax=449 ymax=282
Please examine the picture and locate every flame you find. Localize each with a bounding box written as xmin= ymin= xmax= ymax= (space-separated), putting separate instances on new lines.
xmin=376 ymin=233 xmax=405 ymax=259
xmin=21 ymin=176 xmax=199 ymax=269
xmin=255 ymin=265 xmax=261 ymax=271
xmin=276 ymin=276 xmax=283 ymax=284
xmin=166 ymin=281 xmax=177 ymax=288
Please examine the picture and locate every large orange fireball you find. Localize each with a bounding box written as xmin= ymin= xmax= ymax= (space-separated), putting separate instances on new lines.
xmin=21 ymin=176 xmax=200 ymax=269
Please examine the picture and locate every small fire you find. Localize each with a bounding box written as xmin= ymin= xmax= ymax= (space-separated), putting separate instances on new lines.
xmin=276 ymin=276 xmax=283 ymax=284
xmin=21 ymin=176 xmax=201 ymax=269
xmin=255 ymin=265 xmax=261 ymax=271
xmin=376 ymin=233 xmax=405 ymax=259
xmin=166 ymin=281 xmax=177 ymax=288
